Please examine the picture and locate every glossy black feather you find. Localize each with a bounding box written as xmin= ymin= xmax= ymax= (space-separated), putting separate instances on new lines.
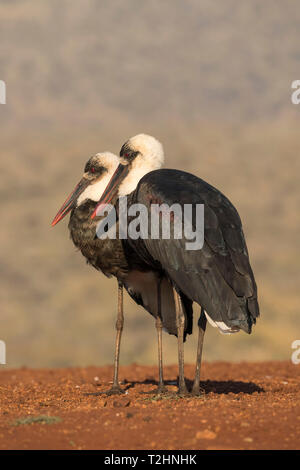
xmin=126 ymin=168 xmax=259 ymax=334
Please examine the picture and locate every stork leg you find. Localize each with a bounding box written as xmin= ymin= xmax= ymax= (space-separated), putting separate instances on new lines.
xmin=192 ymin=307 xmax=207 ymax=395
xmin=143 ymin=278 xmax=167 ymax=395
xmin=100 ymin=281 xmax=125 ymax=395
xmin=173 ymin=286 xmax=188 ymax=396
xmin=155 ymin=278 xmax=167 ymax=394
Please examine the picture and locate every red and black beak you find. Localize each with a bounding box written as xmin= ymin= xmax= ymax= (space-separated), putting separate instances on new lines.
xmin=91 ymin=164 xmax=129 ymax=219
xmin=51 ymin=177 xmax=89 ymax=226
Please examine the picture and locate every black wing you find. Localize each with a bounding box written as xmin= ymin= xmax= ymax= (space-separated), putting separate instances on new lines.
xmin=128 ymin=169 xmax=259 ymax=334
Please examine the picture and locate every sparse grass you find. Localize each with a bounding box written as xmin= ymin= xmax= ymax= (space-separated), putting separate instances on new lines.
xmin=12 ymin=415 xmax=62 ymax=426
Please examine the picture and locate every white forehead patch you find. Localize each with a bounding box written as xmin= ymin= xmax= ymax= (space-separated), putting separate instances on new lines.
xmin=94 ymin=152 xmax=119 ymax=172
xmin=77 ymin=152 xmax=119 ymax=206
xmin=129 ymin=134 xmax=164 ymax=167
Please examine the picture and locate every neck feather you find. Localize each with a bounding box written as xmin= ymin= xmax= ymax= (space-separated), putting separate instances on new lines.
xmin=119 ymin=160 xmax=160 ymax=196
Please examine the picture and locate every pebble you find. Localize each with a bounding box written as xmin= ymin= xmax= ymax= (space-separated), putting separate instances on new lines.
xmin=196 ymin=430 xmax=217 ymax=440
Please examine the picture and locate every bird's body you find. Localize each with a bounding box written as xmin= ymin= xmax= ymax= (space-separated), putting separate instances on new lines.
xmin=69 ymin=198 xmax=129 ymax=278
xmin=125 ymin=168 xmax=259 ymax=335
xmin=69 ymin=194 xmax=192 ymax=338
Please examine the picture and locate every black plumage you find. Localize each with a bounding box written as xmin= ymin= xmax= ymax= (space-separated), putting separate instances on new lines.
xmin=69 ymin=198 xmax=131 ymax=279
xmin=125 ymin=168 xmax=259 ymax=334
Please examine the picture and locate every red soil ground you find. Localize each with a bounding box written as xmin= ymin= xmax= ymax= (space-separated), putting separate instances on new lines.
xmin=0 ymin=361 xmax=299 ymax=450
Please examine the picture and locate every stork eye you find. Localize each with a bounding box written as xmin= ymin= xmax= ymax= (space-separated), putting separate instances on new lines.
xmin=125 ymin=153 xmax=129 ymax=157
xmin=90 ymin=167 xmax=96 ymax=173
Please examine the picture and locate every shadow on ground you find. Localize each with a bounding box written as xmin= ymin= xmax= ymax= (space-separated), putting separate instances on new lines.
xmin=122 ymin=378 xmax=264 ymax=395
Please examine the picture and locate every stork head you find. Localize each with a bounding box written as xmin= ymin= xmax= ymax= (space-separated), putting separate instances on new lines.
xmin=91 ymin=134 xmax=164 ymax=218
xmin=120 ymin=133 xmax=164 ymax=166
xmin=51 ymin=152 xmax=119 ymax=226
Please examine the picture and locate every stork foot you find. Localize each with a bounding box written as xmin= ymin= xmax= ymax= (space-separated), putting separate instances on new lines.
xmin=96 ymin=385 xmax=125 ymax=396
xmin=156 ymin=385 xmax=168 ymax=395
xmin=191 ymin=384 xmax=205 ymax=396
xmin=177 ymin=381 xmax=189 ymax=397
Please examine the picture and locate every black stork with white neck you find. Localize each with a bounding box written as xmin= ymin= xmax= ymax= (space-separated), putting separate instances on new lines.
xmin=51 ymin=148 xmax=192 ymax=395
xmin=92 ymin=135 xmax=260 ymax=395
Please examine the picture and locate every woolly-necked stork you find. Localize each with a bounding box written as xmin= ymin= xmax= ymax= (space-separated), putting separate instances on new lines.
xmin=51 ymin=149 xmax=192 ymax=395
xmin=92 ymin=135 xmax=260 ymax=395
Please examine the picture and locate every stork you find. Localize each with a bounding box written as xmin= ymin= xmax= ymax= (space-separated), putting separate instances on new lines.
xmin=51 ymin=150 xmax=192 ymax=395
xmin=92 ymin=135 xmax=260 ymax=395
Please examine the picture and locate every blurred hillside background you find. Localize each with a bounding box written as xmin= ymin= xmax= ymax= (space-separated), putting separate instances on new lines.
xmin=0 ymin=0 xmax=299 ymax=367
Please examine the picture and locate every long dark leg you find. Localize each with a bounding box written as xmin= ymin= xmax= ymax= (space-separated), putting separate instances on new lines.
xmin=173 ymin=286 xmax=188 ymax=395
xmin=155 ymin=278 xmax=166 ymax=393
xmin=110 ymin=281 xmax=125 ymax=392
xmin=99 ymin=281 xmax=124 ymax=396
xmin=192 ymin=307 xmax=207 ymax=395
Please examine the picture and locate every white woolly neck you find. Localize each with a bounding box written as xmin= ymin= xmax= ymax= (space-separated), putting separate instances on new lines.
xmin=118 ymin=160 xmax=159 ymax=196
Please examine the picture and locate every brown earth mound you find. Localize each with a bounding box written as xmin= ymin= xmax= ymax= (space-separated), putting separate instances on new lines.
xmin=0 ymin=362 xmax=299 ymax=450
